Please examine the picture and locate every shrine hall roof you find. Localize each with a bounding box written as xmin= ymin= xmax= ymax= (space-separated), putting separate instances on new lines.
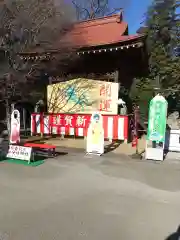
xmin=57 ymin=12 xmax=142 ymax=48
xmin=20 ymin=11 xmax=145 ymax=58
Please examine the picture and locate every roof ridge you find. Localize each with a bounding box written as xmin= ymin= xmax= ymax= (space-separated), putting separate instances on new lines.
xmin=73 ymin=21 xmax=127 ymax=30
xmin=74 ymin=12 xmax=123 ymax=26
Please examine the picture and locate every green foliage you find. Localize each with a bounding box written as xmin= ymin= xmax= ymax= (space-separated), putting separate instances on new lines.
xmin=130 ymin=0 xmax=180 ymax=118
xmin=146 ymin=0 xmax=180 ymax=91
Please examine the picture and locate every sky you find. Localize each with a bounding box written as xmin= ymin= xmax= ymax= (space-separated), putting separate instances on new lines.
xmin=110 ymin=0 xmax=153 ymax=33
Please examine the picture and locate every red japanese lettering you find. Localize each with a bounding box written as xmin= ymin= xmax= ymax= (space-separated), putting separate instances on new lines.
xmin=100 ymin=84 xmax=111 ymax=97
xmin=65 ymin=115 xmax=73 ymax=126
xmin=99 ymin=99 xmax=112 ymax=112
xmin=76 ymin=115 xmax=87 ymax=127
xmin=100 ymin=85 xmax=106 ymax=96
xmin=52 ymin=115 xmax=61 ymax=125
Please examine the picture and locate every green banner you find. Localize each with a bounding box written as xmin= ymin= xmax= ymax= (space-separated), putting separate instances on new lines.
xmin=147 ymin=94 xmax=168 ymax=142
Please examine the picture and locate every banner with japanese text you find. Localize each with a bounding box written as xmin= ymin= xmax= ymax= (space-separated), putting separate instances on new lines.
xmin=50 ymin=114 xmax=91 ymax=128
xmin=47 ymin=78 xmax=119 ymax=115
xmin=31 ymin=113 xmax=129 ymax=141
xmin=147 ymin=95 xmax=168 ymax=143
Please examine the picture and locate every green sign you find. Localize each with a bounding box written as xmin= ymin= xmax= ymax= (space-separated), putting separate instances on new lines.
xmin=147 ymin=94 xmax=168 ymax=142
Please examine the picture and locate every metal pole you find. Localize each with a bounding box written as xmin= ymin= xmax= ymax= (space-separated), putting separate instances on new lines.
xmin=154 ymin=76 xmax=160 ymax=95
xmin=23 ymin=108 xmax=26 ymax=136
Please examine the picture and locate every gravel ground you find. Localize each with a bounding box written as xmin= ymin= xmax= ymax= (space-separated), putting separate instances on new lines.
xmin=0 ymin=150 xmax=179 ymax=239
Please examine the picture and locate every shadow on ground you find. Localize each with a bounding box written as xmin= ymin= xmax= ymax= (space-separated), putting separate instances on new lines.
xmin=165 ymin=225 xmax=180 ymax=240
xmin=30 ymin=138 xmax=123 ymax=155
xmin=104 ymin=140 xmax=122 ymax=154
xmin=35 ymin=149 xmax=68 ymax=158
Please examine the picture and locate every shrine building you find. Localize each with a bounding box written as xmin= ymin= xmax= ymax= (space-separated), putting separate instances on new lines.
xmin=21 ymin=10 xmax=148 ymax=95
xmin=21 ymin=10 xmax=148 ymax=141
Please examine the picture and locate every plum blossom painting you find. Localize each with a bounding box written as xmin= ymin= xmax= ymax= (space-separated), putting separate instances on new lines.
xmin=47 ymin=78 xmax=119 ymax=115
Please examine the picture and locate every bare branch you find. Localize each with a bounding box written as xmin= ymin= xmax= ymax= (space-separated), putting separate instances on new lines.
xmin=72 ymin=0 xmax=130 ymax=20
xmin=0 ymin=0 xmax=76 ymax=113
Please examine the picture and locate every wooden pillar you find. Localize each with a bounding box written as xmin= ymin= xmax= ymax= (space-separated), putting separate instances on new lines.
xmin=114 ymin=69 xmax=121 ymax=95
xmin=48 ymin=76 xmax=53 ymax=85
xmin=114 ymin=70 xmax=119 ymax=83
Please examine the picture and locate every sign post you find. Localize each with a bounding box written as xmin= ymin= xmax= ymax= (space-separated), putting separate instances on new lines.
xmin=10 ymin=109 xmax=20 ymax=144
xmin=131 ymin=105 xmax=140 ymax=149
xmin=145 ymin=94 xmax=168 ymax=161
xmin=6 ymin=145 xmax=32 ymax=164
xmin=86 ymin=112 xmax=104 ymax=156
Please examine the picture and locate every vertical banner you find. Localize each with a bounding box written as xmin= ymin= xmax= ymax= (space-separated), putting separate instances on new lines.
xmin=10 ymin=110 xmax=20 ymax=144
xmin=146 ymin=94 xmax=168 ymax=161
xmin=86 ymin=112 xmax=104 ymax=155
xmin=147 ymin=95 xmax=167 ymax=143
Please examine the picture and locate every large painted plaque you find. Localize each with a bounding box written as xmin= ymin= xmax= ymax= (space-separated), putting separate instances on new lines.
xmin=47 ymin=78 xmax=119 ymax=115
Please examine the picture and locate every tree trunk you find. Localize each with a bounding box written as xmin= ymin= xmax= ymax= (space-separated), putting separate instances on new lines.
xmin=5 ymin=100 xmax=11 ymax=137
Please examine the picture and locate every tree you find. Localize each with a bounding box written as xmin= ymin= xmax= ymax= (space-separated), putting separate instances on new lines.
xmin=0 ymin=0 xmax=76 ymax=132
xmin=72 ymin=0 xmax=108 ymax=20
xmin=146 ymin=0 xmax=180 ymax=91
xmin=130 ymin=0 xmax=180 ymax=120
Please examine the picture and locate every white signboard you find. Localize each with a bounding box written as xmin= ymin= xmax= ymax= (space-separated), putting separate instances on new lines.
xmin=7 ymin=145 xmax=32 ymax=163
xmin=165 ymin=129 xmax=180 ymax=152
xmin=86 ymin=112 xmax=104 ymax=155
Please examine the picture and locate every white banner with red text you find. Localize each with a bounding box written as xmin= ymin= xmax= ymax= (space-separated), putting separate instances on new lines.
xmin=31 ymin=113 xmax=128 ymax=141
